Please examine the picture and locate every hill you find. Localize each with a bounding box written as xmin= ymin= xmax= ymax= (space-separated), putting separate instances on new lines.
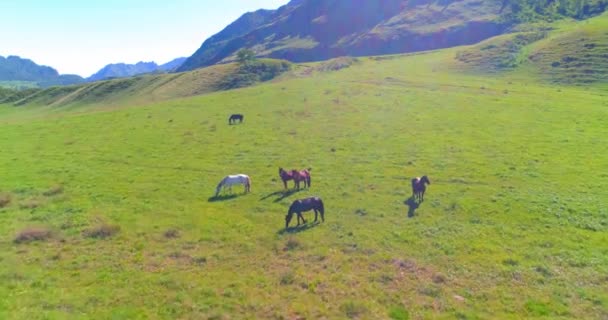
xmin=87 ymin=58 xmax=187 ymax=82
xmin=178 ymin=0 xmax=608 ymax=72
xmin=0 ymin=55 xmax=84 ymax=88
xmin=1 ymin=59 xmax=290 ymax=108
xmin=455 ymin=11 xmax=608 ymax=84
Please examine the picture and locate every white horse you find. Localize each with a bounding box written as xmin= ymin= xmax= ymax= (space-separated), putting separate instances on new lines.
xmin=215 ymin=174 xmax=251 ymax=196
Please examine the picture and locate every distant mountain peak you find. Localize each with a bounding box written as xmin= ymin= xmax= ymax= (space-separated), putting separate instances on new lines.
xmin=0 ymin=55 xmax=84 ymax=88
xmin=87 ymin=57 xmax=186 ymax=81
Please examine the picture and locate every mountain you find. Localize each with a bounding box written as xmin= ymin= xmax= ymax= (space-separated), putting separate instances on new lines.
xmin=0 ymin=55 xmax=84 ymax=88
xmin=159 ymin=57 xmax=187 ymax=72
xmin=178 ymin=0 xmax=608 ymax=72
xmin=87 ymin=57 xmax=187 ymax=82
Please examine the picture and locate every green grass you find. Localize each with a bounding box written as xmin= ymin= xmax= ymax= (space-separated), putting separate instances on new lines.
xmin=1 ymin=19 xmax=607 ymax=320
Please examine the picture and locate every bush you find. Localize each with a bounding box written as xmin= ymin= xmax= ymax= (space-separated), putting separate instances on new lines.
xmin=220 ymin=59 xmax=291 ymax=90
xmin=14 ymin=227 xmax=53 ymax=243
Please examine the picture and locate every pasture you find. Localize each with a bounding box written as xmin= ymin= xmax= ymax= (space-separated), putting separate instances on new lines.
xmin=1 ymin=21 xmax=608 ymax=319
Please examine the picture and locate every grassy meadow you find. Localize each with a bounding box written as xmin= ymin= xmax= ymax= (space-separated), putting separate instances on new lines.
xmin=1 ymin=16 xmax=608 ymax=320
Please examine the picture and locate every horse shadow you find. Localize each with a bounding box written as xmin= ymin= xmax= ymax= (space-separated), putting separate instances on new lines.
xmin=259 ymin=189 xmax=304 ymax=203
xmin=404 ymin=196 xmax=421 ymax=218
xmin=277 ymin=221 xmax=320 ymax=235
xmin=208 ymin=194 xmax=239 ymax=202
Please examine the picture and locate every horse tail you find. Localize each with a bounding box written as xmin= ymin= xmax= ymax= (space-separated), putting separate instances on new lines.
xmin=247 ymin=176 xmax=251 ymax=191
xmin=318 ymin=198 xmax=324 ymax=215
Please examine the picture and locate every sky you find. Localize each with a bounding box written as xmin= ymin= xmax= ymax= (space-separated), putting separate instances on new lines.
xmin=0 ymin=0 xmax=288 ymax=77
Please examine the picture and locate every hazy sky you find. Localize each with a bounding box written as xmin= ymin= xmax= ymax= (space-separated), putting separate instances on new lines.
xmin=1 ymin=0 xmax=288 ymax=77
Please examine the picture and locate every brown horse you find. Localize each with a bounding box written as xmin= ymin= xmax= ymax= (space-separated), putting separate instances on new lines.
xmin=279 ymin=167 xmax=295 ymax=189
xmin=411 ymin=176 xmax=431 ymax=202
xmin=291 ymin=168 xmax=311 ymax=189
xmin=279 ymin=167 xmax=311 ymax=189
xmin=285 ymin=197 xmax=324 ymax=228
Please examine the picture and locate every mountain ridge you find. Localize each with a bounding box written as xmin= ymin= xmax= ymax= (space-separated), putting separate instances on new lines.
xmin=0 ymin=55 xmax=84 ymax=88
xmin=87 ymin=57 xmax=187 ymax=82
xmin=178 ymin=0 xmax=608 ymax=72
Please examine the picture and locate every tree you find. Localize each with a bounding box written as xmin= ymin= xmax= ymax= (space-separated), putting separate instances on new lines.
xmin=236 ymin=49 xmax=256 ymax=65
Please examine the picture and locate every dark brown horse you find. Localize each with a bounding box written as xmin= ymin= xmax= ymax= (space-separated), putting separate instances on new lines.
xmin=278 ymin=167 xmax=295 ymax=189
xmin=229 ymin=114 xmax=244 ymax=125
xmin=285 ymin=197 xmax=324 ymax=228
xmin=411 ymin=176 xmax=431 ymax=202
xmin=291 ymin=168 xmax=311 ymax=189
xmin=278 ymin=167 xmax=311 ymax=189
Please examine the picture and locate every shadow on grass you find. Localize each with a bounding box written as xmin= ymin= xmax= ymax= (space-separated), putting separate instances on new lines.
xmin=259 ymin=188 xmax=304 ymax=203
xmin=277 ymin=221 xmax=320 ymax=235
xmin=404 ymin=196 xmax=421 ymax=218
xmin=208 ymin=194 xmax=239 ymax=202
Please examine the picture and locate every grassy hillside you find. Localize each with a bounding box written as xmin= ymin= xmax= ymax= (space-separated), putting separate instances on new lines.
xmin=456 ymin=11 xmax=608 ymax=85
xmin=2 ymin=59 xmax=290 ymax=110
xmin=1 ymin=21 xmax=607 ymax=320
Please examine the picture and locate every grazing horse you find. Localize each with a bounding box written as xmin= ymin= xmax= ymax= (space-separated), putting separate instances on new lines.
xmin=411 ymin=175 xmax=431 ymax=202
xmin=215 ymin=174 xmax=251 ymax=196
xmin=285 ymin=197 xmax=324 ymax=229
xmin=278 ymin=167 xmax=296 ymax=189
xmin=228 ymin=114 xmax=244 ymax=125
xmin=291 ymin=168 xmax=311 ymax=189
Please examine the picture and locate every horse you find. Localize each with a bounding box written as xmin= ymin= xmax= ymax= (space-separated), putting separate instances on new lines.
xmin=278 ymin=167 xmax=296 ymax=189
xmin=285 ymin=197 xmax=324 ymax=229
xmin=215 ymin=174 xmax=251 ymax=197
xmin=228 ymin=114 xmax=244 ymax=125
xmin=291 ymin=168 xmax=311 ymax=189
xmin=411 ymin=175 xmax=431 ymax=202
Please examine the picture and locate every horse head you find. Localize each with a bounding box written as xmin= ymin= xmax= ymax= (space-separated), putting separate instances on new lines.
xmin=422 ymin=176 xmax=431 ymax=185
xmin=285 ymin=212 xmax=293 ymax=228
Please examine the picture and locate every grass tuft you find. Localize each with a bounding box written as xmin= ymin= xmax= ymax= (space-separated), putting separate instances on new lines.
xmin=284 ymin=237 xmax=301 ymax=251
xmin=0 ymin=193 xmax=11 ymax=208
xmin=14 ymin=227 xmax=53 ymax=244
xmin=83 ymin=223 xmax=120 ymax=239
xmin=341 ymin=300 xmax=368 ymax=319
xmin=164 ymin=229 xmax=180 ymax=239
xmin=43 ymin=184 xmax=64 ymax=197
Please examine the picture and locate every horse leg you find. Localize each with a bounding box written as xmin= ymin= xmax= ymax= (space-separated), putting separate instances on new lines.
xmin=314 ymin=209 xmax=318 ymax=222
xmin=283 ymin=179 xmax=287 ymax=189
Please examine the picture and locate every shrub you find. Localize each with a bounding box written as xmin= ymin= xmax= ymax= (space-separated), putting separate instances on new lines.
xmin=14 ymin=227 xmax=53 ymax=244
xmin=220 ymin=59 xmax=291 ymax=90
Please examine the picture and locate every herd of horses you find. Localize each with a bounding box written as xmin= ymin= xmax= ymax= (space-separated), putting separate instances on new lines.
xmin=218 ymin=114 xmax=431 ymax=229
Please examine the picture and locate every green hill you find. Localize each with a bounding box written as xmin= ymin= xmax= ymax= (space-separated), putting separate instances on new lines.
xmin=0 ymin=15 xmax=607 ymax=320
xmin=2 ymin=59 xmax=290 ymax=109
xmin=456 ymin=11 xmax=608 ymax=85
